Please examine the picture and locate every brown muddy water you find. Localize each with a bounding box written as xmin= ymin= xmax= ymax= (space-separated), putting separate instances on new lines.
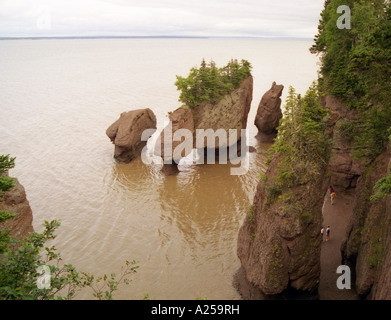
xmin=0 ymin=38 xmax=319 ymax=299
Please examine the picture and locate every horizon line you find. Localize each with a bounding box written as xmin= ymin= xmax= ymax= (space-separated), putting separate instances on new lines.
xmin=0 ymin=35 xmax=313 ymax=41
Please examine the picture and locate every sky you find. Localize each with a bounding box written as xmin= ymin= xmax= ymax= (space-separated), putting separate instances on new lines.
xmin=0 ymin=0 xmax=326 ymax=38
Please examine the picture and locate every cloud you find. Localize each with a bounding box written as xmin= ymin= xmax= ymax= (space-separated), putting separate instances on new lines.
xmin=0 ymin=0 xmax=325 ymax=38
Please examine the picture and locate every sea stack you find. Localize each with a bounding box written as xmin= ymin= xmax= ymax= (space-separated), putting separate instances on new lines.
xmin=192 ymin=75 xmax=253 ymax=149
xmin=155 ymin=107 xmax=195 ymax=176
xmin=156 ymin=76 xmax=253 ymax=176
xmin=254 ymin=82 xmax=284 ymax=143
xmin=106 ymin=108 xmax=157 ymax=163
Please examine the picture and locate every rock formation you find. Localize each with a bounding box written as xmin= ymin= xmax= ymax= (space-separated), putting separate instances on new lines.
xmin=236 ymin=91 xmax=391 ymax=300
xmin=156 ymin=107 xmax=195 ymax=176
xmin=156 ymin=76 xmax=253 ymax=175
xmin=322 ymin=95 xmax=365 ymax=189
xmin=318 ymin=94 xmax=391 ymax=300
xmin=341 ymin=142 xmax=391 ymax=299
xmin=193 ymin=76 xmax=253 ymax=148
xmin=236 ymin=154 xmax=328 ymax=297
xmin=0 ymin=177 xmax=34 ymax=239
xmin=254 ymin=82 xmax=284 ymax=143
xmin=106 ymin=108 xmax=157 ymax=163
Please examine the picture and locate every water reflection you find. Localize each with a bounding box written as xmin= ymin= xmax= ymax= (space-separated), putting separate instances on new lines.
xmin=105 ymin=139 xmax=271 ymax=299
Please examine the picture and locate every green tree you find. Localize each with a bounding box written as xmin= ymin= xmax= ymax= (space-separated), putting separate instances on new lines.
xmin=175 ymin=59 xmax=252 ymax=108
xmin=269 ymin=83 xmax=331 ymax=190
xmin=311 ymin=0 xmax=391 ymax=162
xmin=0 ymin=155 xmax=16 ymax=194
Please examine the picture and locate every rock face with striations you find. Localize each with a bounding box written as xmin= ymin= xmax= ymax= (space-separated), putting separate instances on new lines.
xmin=193 ymin=76 xmax=253 ymax=148
xmin=254 ymin=82 xmax=284 ymax=143
xmin=236 ymin=154 xmax=328 ymax=298
xmin=341 ymin=142 xmax=391 ymax=299
xmin=322 ymin=94 xmax=391 ymax=299
xmin=322 ymin=95 xmax=365 ymax=189
xmin=106 ymin=108 xmax=157 ymax=163
xmin=0 ymin=176 xmax=34 ymax=240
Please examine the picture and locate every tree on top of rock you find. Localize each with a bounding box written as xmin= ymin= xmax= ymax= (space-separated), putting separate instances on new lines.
xmin=175 ymin=59 xmax=252 ymax=108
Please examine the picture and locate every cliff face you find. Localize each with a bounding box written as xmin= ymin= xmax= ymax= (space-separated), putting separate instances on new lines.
xmin=237 ymin=154 xmax=328 ymax=296
xmin=0 ymin=177 xmax=34 ymax=239
xmin=322 ymin=96 xmax=365 ymax=189
xmin=321 ymin=94 xmax=391 ymax=299
xmin=235 ymin=90 xmax=391 ymax=300
xmin=341 ymin=143 xmax=391 ymax=299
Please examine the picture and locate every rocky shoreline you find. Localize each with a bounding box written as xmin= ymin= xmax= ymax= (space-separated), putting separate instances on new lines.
xmin=0 ymin=176 xmax=34 ymax=240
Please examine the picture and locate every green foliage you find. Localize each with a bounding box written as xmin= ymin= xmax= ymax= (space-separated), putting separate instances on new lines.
xmin=0 ymin=155 xmax=15 ymax=175
xmin=269 ymin=84 xmax=331 ymax=190
xmin=250 ymin=233 xmax=257 ymax=241
xmin=0 ymin=219 xmax=138 ymax=300
xmin=311 ymin=0 xmax=391 ymax=162
xmin=141 ymin=291 xmax=151 ymax=300
xmin=301 ymin=211 xmax=314 ymax=226
xmin=265 ymin=184 xmax=283 ymax=205
xmin=0 ymin=155 xmax=17 ymax=254
xmin=0 ymin=177 xmax=15 ymax=193
xmin=336 ymin=118 xmax=358 ymax=142
xmin=175 ymin=58 xmax=252 ymax=108
xmin=246 ymin=204 xmax=256 ymax=223
xmin=0 ymin=211 xmax=17 ymax=223
xmin=0 ymin=155 xmax=16 ymax=193
xmin=370 ymin=169 xmax=391 ymax=202
xmin=369 ymin=240 xmax=384 ymax=268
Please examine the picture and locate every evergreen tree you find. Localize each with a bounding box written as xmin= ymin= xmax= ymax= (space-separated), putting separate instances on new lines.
xmin=311 ymin=0 xmax=391 ymax=162
xmin=175 ymin=59 xmax=252 ymax=108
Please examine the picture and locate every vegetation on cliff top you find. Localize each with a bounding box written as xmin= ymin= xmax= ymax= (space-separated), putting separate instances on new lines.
xmin=0 ymin=155 xmax=15 ymax=194
xmin=0 ymin=155 xmax=17 ymax=253
xmin=175 ymin=58 xmax=252 ymax=108
xmin=266 ymin=84 xmax=331 ymax=196
xmin=370 ymin=169 xmax=391 ymax=201
xmin=311 ymin=0 xmax=391 ymax=162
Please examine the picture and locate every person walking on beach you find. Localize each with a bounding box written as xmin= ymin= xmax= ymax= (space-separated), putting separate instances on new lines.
xmin=326 ymin=226 xmax=330 ymax=242
xmin=321 ymin=227 xmax=324 ymax=241
xmin=329 ymin=186 xmax=336 ymax=205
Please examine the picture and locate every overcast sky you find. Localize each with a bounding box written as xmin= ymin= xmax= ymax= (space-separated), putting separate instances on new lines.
xmin=0 ymin=0 xmax=325 ymax=38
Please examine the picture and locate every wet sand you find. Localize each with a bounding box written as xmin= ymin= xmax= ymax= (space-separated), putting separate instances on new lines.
xmin=319 ymin=190 xmax=359 ymax=300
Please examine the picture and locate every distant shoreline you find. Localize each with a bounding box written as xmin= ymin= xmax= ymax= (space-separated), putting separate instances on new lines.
xmin=0 ymin=35 xmax=312 ymax=41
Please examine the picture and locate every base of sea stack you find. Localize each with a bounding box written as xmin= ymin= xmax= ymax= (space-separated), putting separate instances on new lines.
xmin=161 ymin=163 xmax=180 ymax=176
xmin=233 ymin=267 xmax=319 ymax=300
xmin=255 ymin=132 xmax=277 ymax=144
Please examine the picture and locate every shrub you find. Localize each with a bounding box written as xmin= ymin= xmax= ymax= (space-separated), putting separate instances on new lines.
xmin=370 ymin=170 xmax=391 ymax=202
